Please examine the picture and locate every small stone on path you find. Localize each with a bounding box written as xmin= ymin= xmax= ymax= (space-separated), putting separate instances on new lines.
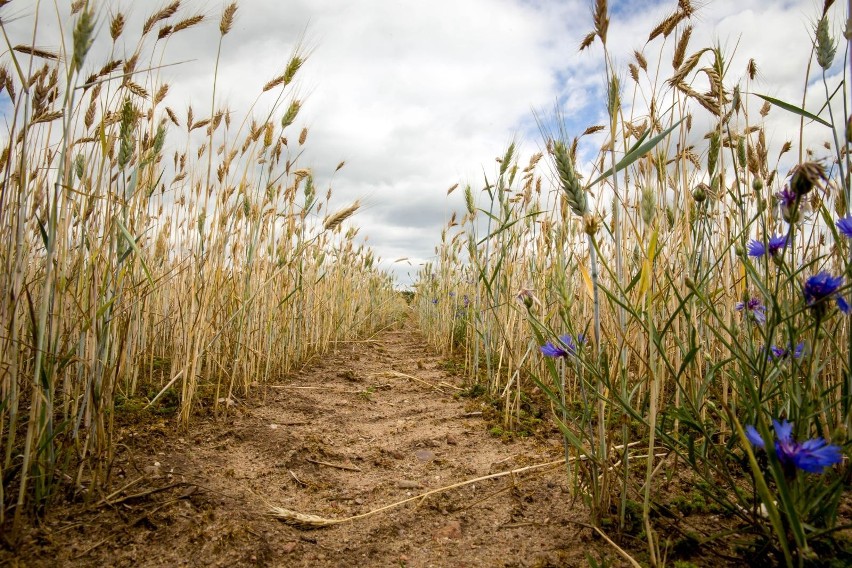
xmin=414 ymin=449 xmax=435 ymax=461
xmin=433 ymin=520 xmax=462 ymax=540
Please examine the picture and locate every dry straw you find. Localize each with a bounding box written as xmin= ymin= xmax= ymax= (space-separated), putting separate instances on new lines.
xmin=1 ymin=0 xmax=404 ymax=530
xmin=269 ymin=459 xmax=566 ymax=529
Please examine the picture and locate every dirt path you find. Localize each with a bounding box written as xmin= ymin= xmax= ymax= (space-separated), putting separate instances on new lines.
xmin=6 ymin=321 xmax=610 ymax=567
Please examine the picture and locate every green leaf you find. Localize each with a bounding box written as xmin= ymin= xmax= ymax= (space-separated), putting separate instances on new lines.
xmin=755 ymin=93 xmax=831 ymax=128
xmin=115 ymin=218 xmax=154 ymax=287
xmin=589 ymin=118 xmax=684 ymax=186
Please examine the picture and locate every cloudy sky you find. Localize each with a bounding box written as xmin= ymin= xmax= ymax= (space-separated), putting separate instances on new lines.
xmin=4 ymin=0 xmax=846 ymax=286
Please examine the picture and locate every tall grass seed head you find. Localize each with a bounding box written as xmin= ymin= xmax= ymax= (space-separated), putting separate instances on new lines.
xmin=816 ymin=16 xmax=837 ymax=70
xmin=220 ymin=3 xmax=238 ymax=36
xmin=552 ymin=141 xmax=587 ymax=217
xmin=707 ymin=130 xmax=720 ymax=176
xmin=607 ymin=73 xmax=619 ymax=119
xmin=72 ymin=7 xmax=96 ymax=73
xmin=464 ymin=185 xmax=475 ymax=215
xmin=640 ymin=186 xmax=655 ymax=224
xmin=736 ymin=136 xmax=746 ymax=169
xmin=118 ymin=97 xmax=136 ymax=169
xmin=281 ymin=100 xmax=301 ymax=129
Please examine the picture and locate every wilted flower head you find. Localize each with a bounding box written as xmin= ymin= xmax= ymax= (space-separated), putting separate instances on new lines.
xmin=747 ymin=235 xmax=788 ymax=258
xmin=516 ymin=287 xmax=542 ymax=310
xmin=803 ymin=272 xmax=850 ymax=317
xmin=837 ymin=216 xmax=852 ymax=238
xmin=735 ymin=297 xmax=767 ymax=324
xmin=540 ymin=334 xmax=585 ymax=359
xmin=790 ymin=161 xmax=827 ymax=197
xmin=745 ymin=419 xmax=843 ymax=474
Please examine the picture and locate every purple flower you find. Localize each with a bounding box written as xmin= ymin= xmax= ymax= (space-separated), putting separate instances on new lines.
xmin=837 ymin=217 xmax=852 ymax=238
xmin=540 ymin=334 xmax=584 ymax=359
xmin=745 ymin=425 xmax=765 ymax=448
xmin=735 ymin=297 xmax=767 ymax=324
xmin=745 ymin=419 xmax=843 ymax=474
xmin=747 ymin=235 xmax=788 ymax=258
xmin=775 ymin=188 xmax=798 ymax=208
xmin=775 ymin=188 xmax=802 ymax=223
xmin=431 ymin=298 xmax=439 ymax=305
xmin=540 ymin=341 xmax=569 ymax=358
xmin=768 ymin=342 xmax=806 ymax=360
xmin=803 ymin=272 xmax=850 ymax=316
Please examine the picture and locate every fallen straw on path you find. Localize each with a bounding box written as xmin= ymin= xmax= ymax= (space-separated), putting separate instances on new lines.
xmin=268 ymin=458 xmax=566 ymax=529
xmin=268 ymin=441 xmax=648 ymax=529
xmin=368 ymin=370 xmax=463 ymax=393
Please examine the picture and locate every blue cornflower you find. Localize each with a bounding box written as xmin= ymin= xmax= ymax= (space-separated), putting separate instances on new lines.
xmin=775 ymin=187 xmax=802 ymax=223
xmin=837 ymin=217 xmax=852 ymax=238
xmin=775 ymin=187 xmax=798 ymax=208
xmin=745 ymin=419 xmax=843 ymax=474
xmin=768 ymin=342 xmax=806 ymax=360
xmin=747 ymin=235 xmax=788 ymax=258
xmin=803 ymin=272 xmax=850 ymax=316
xmin=540 ymin=334 xmax=584 ymax=359
xmin=431 ymin=298 xmax=439 ymax=305
xmin=769 ymin=341 xmax=805 ymax=359
xmin=735 ymin=297 xmax=767 ymax=324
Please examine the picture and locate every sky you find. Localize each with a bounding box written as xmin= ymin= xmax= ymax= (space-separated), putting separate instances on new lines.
xmin=3 ymin=0 xmax=846 ymax=287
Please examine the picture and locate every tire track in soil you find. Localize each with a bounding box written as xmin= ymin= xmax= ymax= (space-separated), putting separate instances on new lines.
xmin=6 ymin=322 xmax=610 ymax=568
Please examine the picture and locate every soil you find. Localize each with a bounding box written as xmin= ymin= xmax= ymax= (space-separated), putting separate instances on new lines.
xmin=2 ymin=321 xmax=629 ymax=568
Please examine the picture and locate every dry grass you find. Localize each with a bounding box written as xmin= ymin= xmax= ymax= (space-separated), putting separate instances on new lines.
xmin=415 ymin=0 xmax=851 ymax=564
xmin=0 ymin=1 xmax=404 ymax=533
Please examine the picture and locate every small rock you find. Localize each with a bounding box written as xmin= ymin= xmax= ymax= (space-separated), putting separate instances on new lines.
xmin=414 ymin=449 xmax=435 ymax=462
xmin=433 ymin=520 xmax=462 ymax=540
xmin=282 ymin=541 xmax=298 ymax=553
xmin=398 ymin=480 xmax=422 ymax=489
xmin=445 ymin=434 xmax=458 ymax=446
